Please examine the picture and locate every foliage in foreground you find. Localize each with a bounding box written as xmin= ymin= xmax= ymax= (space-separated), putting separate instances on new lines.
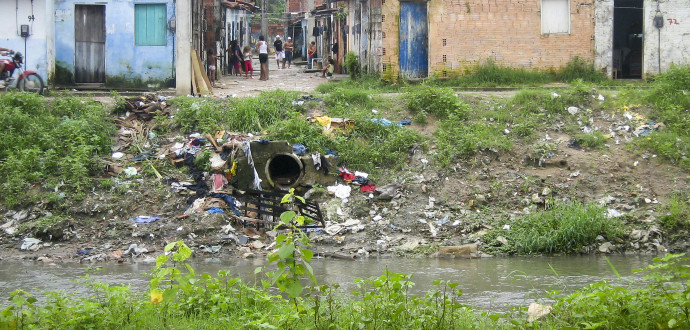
xmin=2 ymin=244 xmax=689 ymax=329
xmin=483 ymin=202 xmax=623 ymax=255
xmin=0 ymin=92 xmax=113 ymax=207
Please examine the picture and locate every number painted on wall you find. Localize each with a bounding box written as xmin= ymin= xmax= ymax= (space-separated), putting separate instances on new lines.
xmin=666 ymin=18 xmax=679 ymax=25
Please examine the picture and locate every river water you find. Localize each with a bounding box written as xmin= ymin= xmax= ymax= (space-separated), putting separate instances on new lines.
xmin=0 ymin=255 xmax=655 ymax=310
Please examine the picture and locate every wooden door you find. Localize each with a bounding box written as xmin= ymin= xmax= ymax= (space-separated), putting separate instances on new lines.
xmin=399 ymin=1 xmax=428 ymax=78
xmin=75 ymin=5 xmax=105 ymax=83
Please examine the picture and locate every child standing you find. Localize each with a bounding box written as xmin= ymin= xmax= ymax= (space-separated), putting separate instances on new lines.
xmin=207 ymin=49 xmax=217 ymax=87
xmin=243 ymin=46 xmax=254 ymax=79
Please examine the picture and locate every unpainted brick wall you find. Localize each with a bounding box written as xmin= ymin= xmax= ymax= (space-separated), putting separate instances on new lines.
xmin=382 ymin=0 xmax=596 ymax=76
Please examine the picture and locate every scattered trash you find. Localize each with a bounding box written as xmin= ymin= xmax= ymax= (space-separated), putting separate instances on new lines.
xmin=328 ymin=184 xmax=352 ymax=199
xmin=569 ymin=171 xmax=581 ymax=178
xmin=130 ymin=216 xmax=161 ymax=223
xmin=567 ymin=106 xmax=579 ymax=115
xmin=567 ymin=139 xmax=584 ymax=151
xmin=399 ymin=120 xmax=412 ymax=125
xmin=206 ymin=208 xmax=225 ymax=214
xmin=20 ymin=238 xmax=42 ymax=251
xmin=199 ymin=245 xmax=222 ymax=254
xmin=132 ymin=151 xmax=154 ymax=162
xmin=123 ymin=167 xmax=138 ymax=177
xmin=125 ymin=244 xmax=148 ymax=256
xmin=111 ymin=152 xmax=124 ymax=160
xmin=607 ymin=209 xmax=623 ymax=218
xmin=375 ymin=184 xmax=402 ymax=201
xmin=527 ymin=303 xmax=553 ymax=322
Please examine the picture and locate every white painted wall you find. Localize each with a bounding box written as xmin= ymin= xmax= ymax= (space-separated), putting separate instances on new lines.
xmin=594 ymin=0 xmax=614 ymax=77
xmin=643 ymin=0 xmax=690 ymax=75
xmin=0 ymin=0 xmax=49 ymax=80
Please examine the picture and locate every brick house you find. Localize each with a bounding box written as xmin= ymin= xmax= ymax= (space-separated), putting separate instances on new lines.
xmin=290 ymin=0 xmax=690 ymax=79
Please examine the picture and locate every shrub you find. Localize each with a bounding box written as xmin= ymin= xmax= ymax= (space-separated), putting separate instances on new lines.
xmin=405 ymin=86 xmax=469 ymax=122
xmin=658 ymin=192 xmax=690 ymax=231
xmin=435 ymin=119 xmax=512 ymax=167
xmin=574 ymin=131 xmax=608 ymax=149
xmin=345 ymin=51 xmax=360 ymax=80
xmin=434 ymin=59 xmax=553 ymax=87
xmin=483 ymin=202 xmax=622 ymax=255
xmin=556 ymin=56 xmax=606 ymax=83
xmin=0 ymin=93 xmax=113 ymax=207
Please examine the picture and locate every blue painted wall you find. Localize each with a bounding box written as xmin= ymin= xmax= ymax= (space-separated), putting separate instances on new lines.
xmin=54 ymin=0 xmax=176 ymax=88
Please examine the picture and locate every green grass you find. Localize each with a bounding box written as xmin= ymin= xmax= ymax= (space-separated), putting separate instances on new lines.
xmin=0 ymin=93 xmax=113 ymax=207
xmin=658 ymin=191 xmax=690 ymax=231
xmin=172 ymin=90 xmax=301 ymax=133
xmin=434 ymin=119 xmax=513 ymax=167
xmin=433 ymin=59 xmax=553 ymax=87
xmin=405 ymin=86 xmax=469 ymax=123
xmin=483 ymin=202 xmax=623 ymax=255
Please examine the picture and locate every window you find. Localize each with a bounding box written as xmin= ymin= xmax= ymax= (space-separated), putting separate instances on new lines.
xmin=135 ymin=4 xmax=167 ymax=46
xmin=442 ymin=54 xmax=447 ymax=62
xmin=541 ymin=0 xmax=570 ymax=34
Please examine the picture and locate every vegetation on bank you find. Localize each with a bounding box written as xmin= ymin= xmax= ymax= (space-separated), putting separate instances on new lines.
xmin=2 ymin=239 xmax=688 ymax=329
xmin=0 ymin=93 xmax=113 ymax=207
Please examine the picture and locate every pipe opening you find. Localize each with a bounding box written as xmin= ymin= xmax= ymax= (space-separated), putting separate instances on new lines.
xmin=266 ymin=154 xmax=303 ymax=189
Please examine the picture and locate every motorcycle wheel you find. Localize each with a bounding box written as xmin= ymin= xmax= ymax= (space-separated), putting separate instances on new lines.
xmin=19 ymin=73 xmax=45 ymax=95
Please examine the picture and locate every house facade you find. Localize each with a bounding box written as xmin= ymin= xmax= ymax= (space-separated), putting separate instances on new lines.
xmin=53 ymin=0 xmax=177 ymax=88
xmin=286 ymin=0 xmax=690 ymax=79
xmin=0 ymin=0 xmax=53 ymax=82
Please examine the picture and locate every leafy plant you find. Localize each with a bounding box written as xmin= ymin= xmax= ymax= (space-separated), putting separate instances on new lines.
xmin=405 ymin=86 xmax=469 ymax=122
xmin=261 ymin=189 xmax=317 ymax=307
xmin=345 ymin=51 xmax=361 ymax=80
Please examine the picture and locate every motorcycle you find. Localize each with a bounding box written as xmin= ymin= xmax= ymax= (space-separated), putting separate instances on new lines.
xmin=0 ymin=51 xmax=45 ymax=94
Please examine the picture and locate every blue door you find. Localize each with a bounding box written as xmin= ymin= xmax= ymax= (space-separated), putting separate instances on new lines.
xmin=399 ymin=2 xmax=428 ymax=78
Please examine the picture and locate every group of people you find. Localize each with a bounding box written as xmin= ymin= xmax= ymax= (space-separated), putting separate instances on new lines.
xmin=223 ymin=35 xmax=294 ymax=81
xmin=207 ymin=36 xmax=332 ymax=84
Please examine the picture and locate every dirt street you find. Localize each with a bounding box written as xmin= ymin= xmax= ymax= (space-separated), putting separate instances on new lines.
xmin=213 ymin=59 xmax=341 ymax=98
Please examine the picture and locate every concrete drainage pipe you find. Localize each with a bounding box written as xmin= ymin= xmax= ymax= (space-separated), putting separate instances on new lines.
xmin=265 ymin=153 xmax=304 ymax=189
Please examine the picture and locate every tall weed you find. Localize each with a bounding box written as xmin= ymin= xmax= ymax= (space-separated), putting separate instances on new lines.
xmin=484 ymin=202 xmax=622 ymax=255
xmin=0 ymin=93 xmax=113 ymax=207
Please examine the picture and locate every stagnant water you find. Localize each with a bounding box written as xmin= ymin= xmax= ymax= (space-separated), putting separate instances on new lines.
xmin=0 ymin=255 xmax=655 ymax=310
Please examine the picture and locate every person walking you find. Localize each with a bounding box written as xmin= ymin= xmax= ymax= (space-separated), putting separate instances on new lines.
xmin=307 ymin=41 xmax=317 ymax=69
xmin=273 ymin=35 xmax=284 ymax=69
xmin=283 ymin=37 xmax=294 ymax=69
xmin=256 ymin=36 xmax=270 ymax=81
xmin=242 ymin=45 xmax=254 ymax=79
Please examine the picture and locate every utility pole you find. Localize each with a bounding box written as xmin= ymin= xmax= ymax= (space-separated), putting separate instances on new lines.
xmin=261 ymin=0 xmax=268 ymax=38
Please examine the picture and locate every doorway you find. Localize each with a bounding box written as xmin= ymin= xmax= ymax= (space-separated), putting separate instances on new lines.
xmin=74 ymin=5 xmax=106 ymax=84
xmin=613 ymin=0 xmax=643 ymax=79
xmin=399 ymin=1 xmax=428 ymax=79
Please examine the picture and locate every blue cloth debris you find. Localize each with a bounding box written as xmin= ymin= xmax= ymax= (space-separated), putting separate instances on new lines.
xmin=209 ymin=193 xmax=242 ymax=216
xmin=370 ymin=118 xmax=393 ymax=126
xmin=77 ymin=250 xmax=90 ymax=256
xmin=293 ymin=143 xmax=307 ymax=156
xmin=324 ymin=148 xmax=338 ymax=157
xmin=399 ymin=120 xmax=412 ymax=125
xmin=206 ymin=208 xmax=225 ymax=214
xmin=130 ymin=216 xmax=161 ymax=223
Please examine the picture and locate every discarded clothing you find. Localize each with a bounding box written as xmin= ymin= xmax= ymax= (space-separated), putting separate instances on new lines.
xmin=312 ymin=153 xmax=322 ymax=170
xmin=212 ymin=173 xmax=228 ymax=191
xmin=567 ymin=139 xmax=584 ymax=151
xmin=206 ymin=208 xmax=225 ymax=214
xmin=132 ymin=151 xmax=154 ymax=162
xmin=293 ymin=143 xmax=307 ymax=156
xmin=352 ymin=176 xmax=370 ymax=185
xmin=131 ymin=216 xmax=161 ymax=223
xmin=360 ymin=183 xmax=377 ymax=193
xmin=339 ymin=169 xmax=356 ymax=183
xmin=210 ymin=193 xmax=242 ymax=216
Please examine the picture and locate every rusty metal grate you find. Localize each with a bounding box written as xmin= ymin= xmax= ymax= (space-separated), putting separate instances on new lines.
xmin=233 ymin=189 xmax=325 ymax=228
